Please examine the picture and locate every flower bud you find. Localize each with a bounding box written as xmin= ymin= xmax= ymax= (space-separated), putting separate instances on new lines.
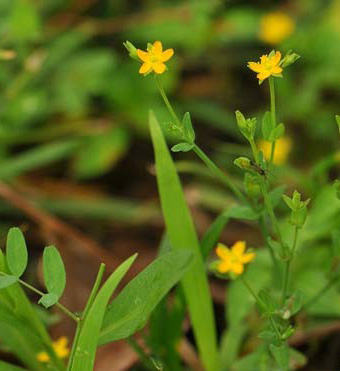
xmin=234 ymin=157 xmax=251 ymax=170
xmin=235 ymin=110 xmax=256 ymax=141
xmin=123 ymin=41 xmax=139 ymax=61
xmin=281 ymin=50 xmax=300 ymax=68
xmin=244 ymin=174 xmax=261 ymax=199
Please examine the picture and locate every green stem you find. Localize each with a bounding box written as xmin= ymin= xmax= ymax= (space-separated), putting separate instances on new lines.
xmin=127 ymin=337 xmax=157 ymax=371
xmin=240 ymin=275 xmax=264 ymax=310
xmin=303 ymin=275 xmax=340 ymax=311
xmin=193 ymin=144 xmax=248 ymax=204
xmin=268 ymin=77 xmax=277 ymax=167
xmin=155 ymin=75 xmax=181 ymax=127
xmin=282 ymin=226 xmax=299 ymax=304
xmin=155 ymin=75 xmax=248 ymax=205
xmin=0 ymin=271 xmax=79 ymax=323
xmin=259 ymin=179 xmax=283 ymax=246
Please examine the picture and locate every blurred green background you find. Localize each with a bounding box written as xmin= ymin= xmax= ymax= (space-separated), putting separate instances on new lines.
xmin=0 ymin=0 xmax=339 ymax=222
xmin=0 ymin=0 xmax=339 ymax=369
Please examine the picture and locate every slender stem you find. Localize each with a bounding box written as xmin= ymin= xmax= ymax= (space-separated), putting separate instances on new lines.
xmin=269 ymin=317 xmax=281 ymax=339
xmin=268 ymin=77 xmax=277 ymax=167
xmin=249 ymin=138 xmax=260 ymax=164
xmin=282 ymin=226 xmax=299 ymax=304
xmin=155 ymin=75 xmax=181 ymax=126
xmin=155 ymin=75 xmax=248 ymax=206
xmin=0 ymin=271 xmax=79 ymax=323
xmin=193 ymin=144 xmax=248 ymax=204
xmin=240 ymin=275 xmax=264 ymax=310
xmin=303 ymin=275 xmax=340 ymax=310
xmin=127 ymin=337 xmax=156 ymax=371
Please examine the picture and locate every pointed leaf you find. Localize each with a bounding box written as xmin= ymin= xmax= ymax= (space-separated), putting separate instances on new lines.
xmin=149 ymin=111 xmax=219 ymax=371
xmin=99 ymin=250 xmax=192 ymax=344
xmin=69 ymin=254 xmax=137 ymax=371
xmin=171 ymin=142 xmax=194 ymax=152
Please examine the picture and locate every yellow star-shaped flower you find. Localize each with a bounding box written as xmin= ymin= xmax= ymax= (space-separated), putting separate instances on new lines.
xmin=137 ymin=41 xmax=174 ymax=75
xmin=248 ymin=51 xmax=283 ymax=82
xmin=215 ymin=241 xmax=255 ymax=276
xmin=37 ymin=336 xmax=70 ymax=363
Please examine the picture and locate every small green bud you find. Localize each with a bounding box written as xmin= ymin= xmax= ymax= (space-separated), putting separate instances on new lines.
xmin=281 ymin=50 xmax=300 ymax=68
xmin=283 ymin=190 xmax=310 ymax=228
xmin=334 ymin=179 xmax=340 ymax=200
xmin=281 ymin=325 xmax=295 ymax=340
xmin=336 ymin=115 xmax=340 ymax=135
xmin=235 ymin=110 xmax=256 ymax=141
xmin=234 ymin=157 xmax=251 ymax=170
xmin=123 ymin=40 xmax=139 ymax=61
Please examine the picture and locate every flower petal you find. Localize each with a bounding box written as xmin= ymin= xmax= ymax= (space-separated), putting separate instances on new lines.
xmin=37 ymin=351 xmax=50 ymax=362
xmin=161 ymin=48 xmax=174 ymax=62
xmin=248 ymin=62 xmax=263 ymax=73
xmin=240 ymin=252 xmax=256 ymax=263
xmin=152 ymin=41 xmax=163 ymax=55
xmin=271 ymin=66 xmax=283 ymax=74
xmin=136 ymin=49 xmax=149 ymax=62
xmin=231 ymin=262 xmax=244 ymax=275
xmin=139 ymin=62 xmax=152 ymax=74
xmin=216 ymin=243 xmax=231 ymax=260
xmin=218 ymin=261 xmax=231 ymax=273
xmin=272 ymin=51 xmax=281 ymax=65
xmin=153 ymin=62 xmax=166 ymax=74
xmin=231 ymin=241 xmax=246 ymax=256
xmin=260 ymin=55 xmax=268 ymax=64
xmin=257 ymin=71 xmax=271 ymax=81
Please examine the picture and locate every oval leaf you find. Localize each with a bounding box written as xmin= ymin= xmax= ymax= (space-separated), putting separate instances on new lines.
xmin=0 ymin=275 xmax=18 ymax=289
xmin=6 ymin=228 xmax=28 ymax=277
xmin=43 ymin=246 xmax=66 ymax=298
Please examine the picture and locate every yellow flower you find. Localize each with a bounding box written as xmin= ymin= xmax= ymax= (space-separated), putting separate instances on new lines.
xmin=259 ymin=12 xmax=295 ymax=45
xmin=37 ymin=337 xmax=70 ymax=363
xmin=137 ymin=41 xmax=174 ymax=75
xmin=258 ymin=136 xmax=292 ymax=165
xmin=248 ymin=51 xmax=282 ymax=82
xmin=215 ymin=241 xmax=255 ymax=276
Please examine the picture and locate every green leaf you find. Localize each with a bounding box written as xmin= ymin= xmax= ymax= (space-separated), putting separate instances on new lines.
xmin=69 ymin=254 xmax=137 ymax=371
xmin=182 ymin=112 xmax=195 ymax=143
xmin=269 ymin=123 xmax=285 ymax=141
xmin=270 ymin=343 xmax=289 ymax=371
xmin=262 ymin=111 xmax=273 ymax=140
xmin=171 ymin=142 xmax=194 ymax=152
xmin=6 ymin=228 xmax=28 ymax=277
xmin=38 ymin=293 xmax=59 ymax=309
xmin=10 ymin=0 xmax=41 ymax=41
xmin=282 ymin=194 xmax=294 ymax=210
xmin=149 ymin=111 xmax=219 ymax=371
xmin=73 ymin=127 xmax=130 ymax=179
xmin=99 ymin=250 xmax=192 ymax=344
xmin=0 ymin=275 xmax=18 ymax=289
xmin=43 ymin=246 xmax=66 ymax=299
xmin=0 ymin=360 xmax=28 ymax=371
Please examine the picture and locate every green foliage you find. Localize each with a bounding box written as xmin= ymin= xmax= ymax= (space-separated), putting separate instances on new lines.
xmin=6 ymin=228 xmax=28 ymax=278
xmin=42 ymin=246 xmax=66 ymax=300
xmin=99 ymin=250 xmax=192 ymax=344
xmin=149 ymin=111 xmax=219 ymax=371
xmin=69 ymin=254 xmax=137 ymax=371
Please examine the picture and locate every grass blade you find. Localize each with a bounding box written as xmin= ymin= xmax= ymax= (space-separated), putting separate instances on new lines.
xmin=149 ymin=111 xmax=219 ymax=371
